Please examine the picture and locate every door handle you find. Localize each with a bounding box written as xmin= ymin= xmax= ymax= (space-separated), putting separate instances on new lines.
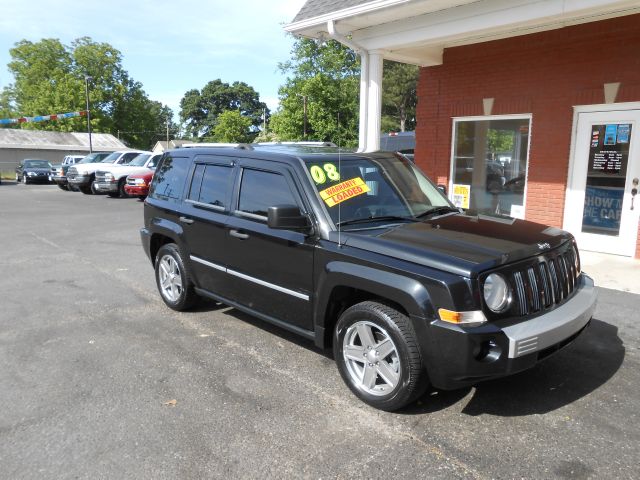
xmin=179 ymin=216 xmax=194 ymax=225
xmin=229 ymin=229 xmax=249 ymax=240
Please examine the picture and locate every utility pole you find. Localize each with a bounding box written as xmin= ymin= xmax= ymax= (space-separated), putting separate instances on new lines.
xmin=166 ymin=117 xmax=170 ymax=150
xmin=84 ymin=75 xmax=93 ymax=153
xmin=296 ymin=94 xmax=308 ymax=140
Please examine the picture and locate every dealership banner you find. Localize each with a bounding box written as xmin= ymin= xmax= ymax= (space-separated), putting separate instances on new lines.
xmin=0 ymin=110 xmax=87 ymax=125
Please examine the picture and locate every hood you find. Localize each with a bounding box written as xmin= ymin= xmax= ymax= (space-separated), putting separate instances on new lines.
xmin=341 ymin=211 xmax=573 ymax=277
xmin=73 ymin=163 xmax=110 ymax=174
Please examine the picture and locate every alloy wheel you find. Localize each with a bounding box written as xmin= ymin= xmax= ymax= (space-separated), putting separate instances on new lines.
xmin=342 ymin=321 xmax=401 ymax=396
xmin=158 ymin=254 xmax=183 ymax=302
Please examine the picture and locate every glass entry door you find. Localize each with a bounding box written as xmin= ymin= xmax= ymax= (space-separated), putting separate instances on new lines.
xmin=564 ymin=108 xmax=640 ymax=256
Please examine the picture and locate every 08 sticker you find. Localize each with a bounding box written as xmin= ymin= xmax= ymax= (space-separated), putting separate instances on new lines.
xmin=309 ymin=163 xmax=340 ymax=184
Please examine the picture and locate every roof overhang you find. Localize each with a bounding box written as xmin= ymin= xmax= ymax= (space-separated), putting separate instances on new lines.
xmin=285 ymin=0 xmax=640 ymax=66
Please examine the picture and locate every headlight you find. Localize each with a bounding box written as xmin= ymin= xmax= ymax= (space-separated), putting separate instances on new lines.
xmin=483 ymin=273 xmax=511 ymax=313
xmin=27 ymin=171 xmax=36 ymax=176
xmin=134 ymin=178 xmax=146 ymax=185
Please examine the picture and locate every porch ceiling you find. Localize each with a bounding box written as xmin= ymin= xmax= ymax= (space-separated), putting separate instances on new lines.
xmin=285 ymin=0 xmax=640 ymax=66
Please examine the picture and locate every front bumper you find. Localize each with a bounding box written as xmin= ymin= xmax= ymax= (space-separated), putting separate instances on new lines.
xmin=68 ymin=175 xmax=91 ymax=187
xmin=124 ymin=184 xmax=149 ymax=196
xmin=93 ymin=181 xmax=118 ymax=193
xmin=422 ymin=275 xmax=597 ymax=390
xmin=52 ymin=175 xmax=67 ymax=185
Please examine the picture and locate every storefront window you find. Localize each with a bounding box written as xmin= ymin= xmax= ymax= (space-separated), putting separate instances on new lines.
xmin=450 ymin=117 xmax=530 ymax=217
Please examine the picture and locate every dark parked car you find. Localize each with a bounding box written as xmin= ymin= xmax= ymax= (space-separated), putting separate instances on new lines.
xmin=15 ymin=159 xmax=53 ymax=184
xmin=141 ymin=145 xmax=596 ymax=411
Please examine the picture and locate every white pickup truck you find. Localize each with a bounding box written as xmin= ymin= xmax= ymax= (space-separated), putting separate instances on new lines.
xmin=67 ymin=150 xmax=149 ymax=194
xmin=94 ymin=152 xmax=162 ymax=198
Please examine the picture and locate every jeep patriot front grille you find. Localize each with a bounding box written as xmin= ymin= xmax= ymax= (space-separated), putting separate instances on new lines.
xmin=511 ymin=245 xmax=580 ymax=316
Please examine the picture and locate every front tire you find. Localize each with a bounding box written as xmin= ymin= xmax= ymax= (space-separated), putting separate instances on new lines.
xmin=22 ymin=174 xmax=29 ymax=184
xmin=334 ymin=301 xmax=428 ymax=411
xmin=155 ymin=243 xmax=198 ymax=311
xmin=118 ymin=178 xmax=129 ymax=198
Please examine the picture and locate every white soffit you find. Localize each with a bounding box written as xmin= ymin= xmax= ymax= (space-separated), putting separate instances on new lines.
xmin=286 ymin=0 xmax=640 ymax=66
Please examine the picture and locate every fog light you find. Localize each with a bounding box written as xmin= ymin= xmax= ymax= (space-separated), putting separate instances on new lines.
xmin=474 ymin=340 xmax=502 ymax=363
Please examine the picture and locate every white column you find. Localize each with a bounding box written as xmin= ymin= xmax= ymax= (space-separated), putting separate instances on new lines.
xmin=357 ymin=52 xmax=369 ymax=152
xmin=365 ymin=50 xmax=384 ymax=152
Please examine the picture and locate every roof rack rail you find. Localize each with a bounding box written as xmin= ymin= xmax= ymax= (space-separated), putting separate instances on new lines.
xmin=255 ymin=141 xmax=337 ymax=147
xmin=180 ymin=142 xmax=253 ymax=150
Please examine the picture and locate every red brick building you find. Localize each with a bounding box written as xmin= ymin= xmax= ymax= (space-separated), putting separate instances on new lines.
xmin=287 ymin=0 xmax=640 ymax=258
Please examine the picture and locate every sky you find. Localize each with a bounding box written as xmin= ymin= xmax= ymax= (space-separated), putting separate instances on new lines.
xmin=0 ymin=0 xmax=307 ymax=119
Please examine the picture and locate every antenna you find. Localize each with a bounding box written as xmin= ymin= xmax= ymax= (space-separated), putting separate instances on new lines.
xmin=337 ymin=112 xmax=342 ymax=248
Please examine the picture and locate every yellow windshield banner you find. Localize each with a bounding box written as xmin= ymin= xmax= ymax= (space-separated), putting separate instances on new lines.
xmin=319 ymin=177 xmax=370 ymax=207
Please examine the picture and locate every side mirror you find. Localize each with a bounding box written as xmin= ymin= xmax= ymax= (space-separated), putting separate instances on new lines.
xmin=267 ymin=205 xmax=310 ymax=232
xmin=437 ymin=184 xmax=447 ymax=195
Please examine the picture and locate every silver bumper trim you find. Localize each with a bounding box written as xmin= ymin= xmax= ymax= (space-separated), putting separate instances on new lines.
xmin=502 ymin=275 xmax=596 ymax=358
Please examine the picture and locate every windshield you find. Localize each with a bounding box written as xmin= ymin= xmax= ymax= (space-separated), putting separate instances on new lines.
xmin=305 ymin=154 xmax=454 ymax=228
xmin=129 ymin=153 xmax=151 ymax=167
xmin=79 ymin=153 xmax=104 ymax=163
xmin=24 ymin=160 xmax=51 ymax=168
xmin=100 ymin=152 xmax=122 ymax=163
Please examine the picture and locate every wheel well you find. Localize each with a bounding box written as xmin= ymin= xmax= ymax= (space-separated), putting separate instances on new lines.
xmin=322 ymin=286 xmax=409 ymax=349
xmin=149 ymin=234 xmax=174 ymax=266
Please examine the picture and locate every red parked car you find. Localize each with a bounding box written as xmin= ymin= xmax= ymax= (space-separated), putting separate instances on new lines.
xmin=124 ymin=171 xmax=154 ymax=200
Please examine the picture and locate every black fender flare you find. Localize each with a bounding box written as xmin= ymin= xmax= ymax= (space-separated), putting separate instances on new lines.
xmin=314 ymin=261 xmax=435 ymax=347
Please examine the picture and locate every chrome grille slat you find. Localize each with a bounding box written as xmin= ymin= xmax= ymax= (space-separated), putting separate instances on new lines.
xmin=538 ymin=262 xmax=552 ymax=308
xmin=513 ymin=271 xmax=527 ymax=316
xmin=527 ymin=267 xmax=541 ymax=312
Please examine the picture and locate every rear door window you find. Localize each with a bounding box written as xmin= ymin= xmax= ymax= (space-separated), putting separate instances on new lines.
xmin=188 ymin=164 xmax=233 ymax=210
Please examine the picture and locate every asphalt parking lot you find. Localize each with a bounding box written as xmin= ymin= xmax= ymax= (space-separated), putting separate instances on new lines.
xmin=1 ymin=182 xmax=639 ymax=479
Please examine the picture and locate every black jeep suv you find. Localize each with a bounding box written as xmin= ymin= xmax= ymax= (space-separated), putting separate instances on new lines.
xmin=141 ymin=145 xmax=597 ymax=411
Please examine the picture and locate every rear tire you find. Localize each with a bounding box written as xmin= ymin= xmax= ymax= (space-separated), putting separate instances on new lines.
xmin=155 ymin=243 xmax=198 ymax=311
xmin=334 ymin=301 xmax=429 ymax=411
xmin=57 ymin=184 xmax=68 ymax=191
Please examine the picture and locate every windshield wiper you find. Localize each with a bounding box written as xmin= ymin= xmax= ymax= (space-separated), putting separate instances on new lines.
xmin=416 ymin=206 xmax=459 ymax=219
xmin=335 ymin=215 xmax=419 ymax=227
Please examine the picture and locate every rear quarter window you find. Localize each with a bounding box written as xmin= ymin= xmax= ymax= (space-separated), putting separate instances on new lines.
xmin=149 ymin=154 xmax=190 ymax=201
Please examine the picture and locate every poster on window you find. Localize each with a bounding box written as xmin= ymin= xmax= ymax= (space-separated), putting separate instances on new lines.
xmin=452 ymin=184 xmax=470 ymax=209
xmin=582 ymin=186 xmax=624 ymax=234
xmin=588 ymin=124 xmax=632 ymax=175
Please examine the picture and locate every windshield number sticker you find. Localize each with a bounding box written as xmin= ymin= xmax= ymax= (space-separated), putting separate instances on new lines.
xmin=309 ymin=163 xmax=341 ymax=185
xmin=319 ymin=177 xmax=370 ymax=207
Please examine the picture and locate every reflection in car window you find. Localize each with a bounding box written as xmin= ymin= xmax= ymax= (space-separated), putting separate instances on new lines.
xmin=238 ymin=169 xmax=297 ymax=217
xmin=150 ymin=155 xmax=189 ymax=200
xmin=188 ymin=164 xmax=233 ymax=209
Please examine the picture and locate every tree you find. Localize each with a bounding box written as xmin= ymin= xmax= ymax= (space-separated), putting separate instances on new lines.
xmin=271 ymin=37 xmax=360 ymax=147
xmin=179 ymin=80 xmax=268 ymax=139
xmin=1 ymin=37 xmax=173 ymax=149
xmin=382 ymin=60 xmax=419 ymax=132
xmin=213 ymin=110 xmax=252 ymax=143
